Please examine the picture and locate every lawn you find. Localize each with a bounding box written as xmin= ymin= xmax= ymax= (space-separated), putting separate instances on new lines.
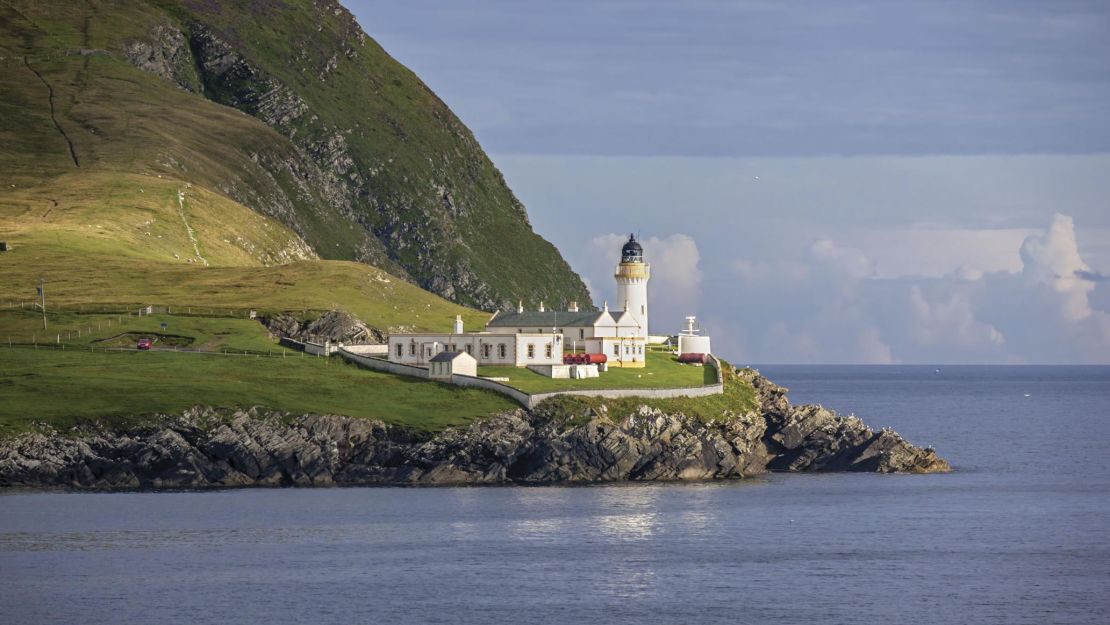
xmin=477 ymin=352 xmax=717 ymax=393
xmin=0 ymin=347 xmax=515 ymax=435
xmin=534 ymin=361 xmax=759 ymax=425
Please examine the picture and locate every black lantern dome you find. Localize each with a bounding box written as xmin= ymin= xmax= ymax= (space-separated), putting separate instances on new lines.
xmin=621 ymin=233 xmax=643 ymax=263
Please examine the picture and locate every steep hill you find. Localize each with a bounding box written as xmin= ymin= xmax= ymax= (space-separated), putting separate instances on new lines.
xmin=0 ymin=0 xmax=591 ymax=311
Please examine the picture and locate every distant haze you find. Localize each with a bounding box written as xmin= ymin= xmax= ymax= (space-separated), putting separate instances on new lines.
xmin=350 ymin=0 xmax=1110 ymax=363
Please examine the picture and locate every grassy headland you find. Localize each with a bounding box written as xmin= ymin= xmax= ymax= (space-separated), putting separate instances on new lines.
xmin=0 ymin=347 xmax=515 ymax=435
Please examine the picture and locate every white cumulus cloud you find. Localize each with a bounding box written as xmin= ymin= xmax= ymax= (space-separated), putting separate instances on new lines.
xmin=1019 ymin=213 xmax=1095 ymax=321
xmin=908 ymin=285 xmax=1005 ymax=348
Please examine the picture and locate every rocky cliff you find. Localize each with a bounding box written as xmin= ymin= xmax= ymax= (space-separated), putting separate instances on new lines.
xmin=0 ymin=370 xmax=949 ymax=490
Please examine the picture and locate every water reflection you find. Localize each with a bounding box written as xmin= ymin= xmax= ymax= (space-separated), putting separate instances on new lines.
xmin=505 ymin=487 xmax=572 ymax=541
xmin=507 ymin=517 xmax=566 ymax=542
xmin=592 ymin=485 xmax=661 ymax=541
xmin=594 ymin=512 xmax=658 ymax=541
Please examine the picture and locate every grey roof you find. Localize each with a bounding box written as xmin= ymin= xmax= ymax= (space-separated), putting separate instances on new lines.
xmin=429 ymin=351 xmax=470 ymax=363
xmin=486 ymin=310 xmax=604 ymax=328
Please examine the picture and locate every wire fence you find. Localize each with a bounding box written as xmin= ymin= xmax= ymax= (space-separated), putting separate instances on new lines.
xmin=1 ymin=301 xmax=330 ymax=363
xmin=0 ymin=341 xmax=337 ymax=362
xmin=1 ymin=300 xmax=279 ymax=318
xmin=0 ymin=302 xmax=285 ymax=349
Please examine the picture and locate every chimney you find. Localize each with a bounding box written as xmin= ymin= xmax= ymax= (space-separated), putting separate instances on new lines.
xmin=539 ymin=301 xmax=545 ymax=312
xmin=517 ymin=300 xmax=523 ymax=313
xmin=568 ymin=301 xmax=579 ymax=312
xmin=603 ymin=301 xmax=609 ymax=313
xmin=453 ymin=314 xmax=464 ymax=334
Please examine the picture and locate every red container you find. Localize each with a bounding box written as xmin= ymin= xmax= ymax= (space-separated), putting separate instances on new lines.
xmin=678 ymin=353 xmax=706 ymax=364
xmin=563 ymin=353 xmax=607 ymax=365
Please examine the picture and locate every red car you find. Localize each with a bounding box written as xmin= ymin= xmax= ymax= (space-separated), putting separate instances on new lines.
xmin=137 ymin=338 xmax=153 ymax=350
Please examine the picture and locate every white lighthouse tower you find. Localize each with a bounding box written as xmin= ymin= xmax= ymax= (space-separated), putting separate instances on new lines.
xmin=614 ymin=234 xmax=650 ymax=339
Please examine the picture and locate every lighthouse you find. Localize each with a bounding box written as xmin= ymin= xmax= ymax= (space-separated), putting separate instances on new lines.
xmin=614 ymin=234 xmax=650 ymax=339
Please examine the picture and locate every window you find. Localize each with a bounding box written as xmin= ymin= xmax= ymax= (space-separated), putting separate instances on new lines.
xmin=448 ymin=343 xmax=456 ymax=352
xmin=498 ymin=344 xmax=507 ymax=358
xmin=518 ymin=329 xmax=523 ymax=333
xmin=395 ymin=343 xmax=402 ymax=357
xmin=641 ymin=305 xmax=645 ymax=315
xmin=527 ymin=344 xmax=535 ymax=359
xmin=545 ymin=343 xmax=552 ymax=359
xmin=482 ymin=344 xmax=490 ymax=359
xmin=409 ymin=343 xmax=416 ymax=356
xmin=425 ymin=347 xmax=432 ymax=357
xmin=612 ymin=344 xmax=619 ymax=356
xmin=578 ymin=329 xmax=584 ymax=339
xmin=464 ymin=344 xmax=472 ymax=355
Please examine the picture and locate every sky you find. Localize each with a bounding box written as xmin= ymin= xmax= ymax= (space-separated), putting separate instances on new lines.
xmin=348 ymin=0 xmax=1110 ymax=363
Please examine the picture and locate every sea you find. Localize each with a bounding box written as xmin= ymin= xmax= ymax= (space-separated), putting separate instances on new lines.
xmin=1 ymin=365 xmax=1108 ymax=625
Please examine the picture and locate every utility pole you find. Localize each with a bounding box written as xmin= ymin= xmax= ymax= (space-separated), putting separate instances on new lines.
xmin=37 ymin=277 xmax=47 ymax=330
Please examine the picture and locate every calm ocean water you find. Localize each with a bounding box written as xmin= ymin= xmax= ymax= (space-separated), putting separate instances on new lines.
xmin=2 ymin=365 xmax=1108 ymax=624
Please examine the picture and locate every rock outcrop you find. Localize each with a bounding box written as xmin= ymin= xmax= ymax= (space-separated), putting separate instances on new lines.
xmin=0 ymin=371 xmax=949 ymax=490
xmin=261 ymin=310 xmax=384 ymax=344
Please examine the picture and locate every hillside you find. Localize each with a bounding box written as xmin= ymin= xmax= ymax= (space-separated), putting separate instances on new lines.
xmin=0 ymin=0 xmax=592 ymax=311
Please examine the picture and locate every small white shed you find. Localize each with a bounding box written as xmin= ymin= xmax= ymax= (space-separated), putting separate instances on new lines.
xmin=428 ymin=351 xmax=477 ymax=379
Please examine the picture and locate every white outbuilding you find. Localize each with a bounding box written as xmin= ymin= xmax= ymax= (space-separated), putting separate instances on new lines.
xmin=428 ymin=351 xmax=477 ymax=379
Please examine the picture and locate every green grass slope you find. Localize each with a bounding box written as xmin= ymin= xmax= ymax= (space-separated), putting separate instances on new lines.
xmin=0 ymin=169 xmax=491 ymax=335
xmin=0 ymin=348 xmax=515 ymax=435
xmin=0 ymin=0 xmax=593 ymax=310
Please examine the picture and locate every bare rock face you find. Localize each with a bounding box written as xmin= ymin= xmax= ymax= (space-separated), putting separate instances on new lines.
xmin=261 ymin=310 xmax=384 ymax=344
xmin=0 ymin=372 xmax=949 ymax=490
xmin=123 ymin=23 xmax=201 ymax=91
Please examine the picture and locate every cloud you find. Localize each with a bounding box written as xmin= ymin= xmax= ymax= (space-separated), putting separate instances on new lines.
xmin=843 ymin=228 xmax=1035 ymax=278
xmin=856 ymin=327 xmax=894 ymax=365
xmin=808 ymin=238 xmax=875 ymax=280
xmin=908 ymin=285 xmax=1004 ymax=349
xmin=719 ymin=214 xmax=1109 ymax=362
xmin=728 ymin=239 xmax=895 ymax=363
xmin=1075 ymin=269 xmax=1109 ymax=283
xmin=729 ymin=259 xmax=809 ymax=284
xmin=1019 ymin=213 xmax=1094 ymax=321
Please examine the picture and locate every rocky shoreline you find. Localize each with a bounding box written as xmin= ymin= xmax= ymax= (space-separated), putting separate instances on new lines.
xmin=0 ymin=371 xmax=949 ymax=490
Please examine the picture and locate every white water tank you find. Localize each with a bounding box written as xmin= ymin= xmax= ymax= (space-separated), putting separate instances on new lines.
xmin=677 ymin=315 xmax=711 ymax=356
xmin=678 ymin=334 xmax=711 ymax=356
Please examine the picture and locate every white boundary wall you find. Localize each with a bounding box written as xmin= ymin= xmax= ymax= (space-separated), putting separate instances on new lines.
xmin=338 ymin=347 xmax=429 ymax=379
xmin=343 ymin=344 xmax=388 ymax=356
